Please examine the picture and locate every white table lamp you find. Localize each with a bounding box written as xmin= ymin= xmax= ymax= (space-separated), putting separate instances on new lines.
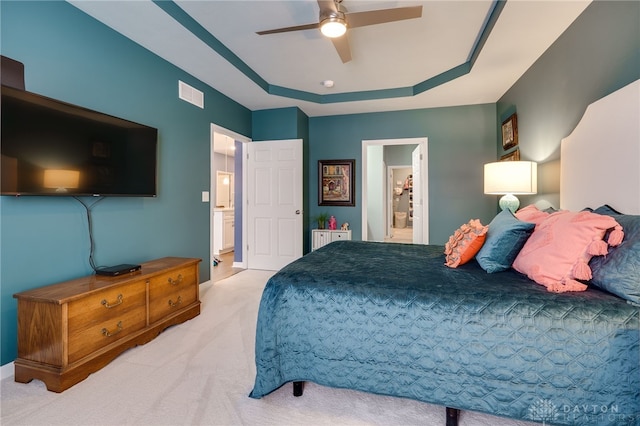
xmin=484 ymin=161 xmax=537 ymax=212
xmin=44 ymin=169 xmax=80 ymax=193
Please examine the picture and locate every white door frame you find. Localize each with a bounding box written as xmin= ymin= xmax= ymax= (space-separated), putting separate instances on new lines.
xmin=362 ymin=137 xmax=429 ymax=244
xmin=210 ymin=124 xmax=251 ymax=280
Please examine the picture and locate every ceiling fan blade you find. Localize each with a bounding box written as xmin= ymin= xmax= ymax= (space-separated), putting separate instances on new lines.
xmin=331 ymin=34 xmax=352 ymax=63
xmin=256 ymin=22 xmax=320 ymax=36
xmin=345 ymin=5 xmax=422 ymax=29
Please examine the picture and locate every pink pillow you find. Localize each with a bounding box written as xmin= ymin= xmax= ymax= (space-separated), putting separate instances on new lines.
xmin=513 ymin=210 xmax=624 ymax=293
xmin=515 ymin=204 xmax=552 ymax=227
xmin=444 ymin=219 xmax=488 ymax=268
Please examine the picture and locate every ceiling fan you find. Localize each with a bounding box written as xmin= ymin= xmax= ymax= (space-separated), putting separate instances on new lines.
xmin=256 ymin=0 xmax=423 ymax=63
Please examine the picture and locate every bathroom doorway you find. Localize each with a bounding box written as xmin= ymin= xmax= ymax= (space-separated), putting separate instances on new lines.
xmin=362 ymin=137 xmax=429 ymax=244
xmin=387 ymin=165 xmax=413 ymax=243
xmin=211 ymin=124 xmax=249 ymax=282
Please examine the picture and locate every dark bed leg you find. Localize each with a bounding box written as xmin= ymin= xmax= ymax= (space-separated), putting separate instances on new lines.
xmin=445 ymin=407 xmax=459 ymax=426
xmin=293 ymin=381 xmax=304 ymax=397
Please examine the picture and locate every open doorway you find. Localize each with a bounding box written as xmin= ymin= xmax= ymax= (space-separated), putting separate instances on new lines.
xmin=211 ymin=124 xmax=250 ymax=282
xmin=362 ymin=138 xmax=429 ymax=244
xmin=386 ymin=165 xmax=413 ymax=243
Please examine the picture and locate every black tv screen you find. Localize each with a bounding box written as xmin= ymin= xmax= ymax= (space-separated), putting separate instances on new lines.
xmin=1 ymin=85 xmax=157 ymax=197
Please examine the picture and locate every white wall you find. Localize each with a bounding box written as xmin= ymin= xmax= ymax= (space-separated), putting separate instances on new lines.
xmin=366 ymin=145 xmax=385 ymax=241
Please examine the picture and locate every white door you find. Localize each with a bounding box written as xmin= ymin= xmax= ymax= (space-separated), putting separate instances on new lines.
xmin=247 ymin=139 xmax=303 ymax=270
xmin=412 ymin=145 xmax=424 ymax=244
xmin=387 ymin=167 xmax=394 ymax=239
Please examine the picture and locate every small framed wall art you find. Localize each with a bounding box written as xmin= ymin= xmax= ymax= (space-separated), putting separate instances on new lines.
xmin=501 ymin=113 xmax=518 ymax=150
xmin=500 ymin=149 xmax=520 ymax=161
xmin=318 ymin=159 xmax=355 ymax=206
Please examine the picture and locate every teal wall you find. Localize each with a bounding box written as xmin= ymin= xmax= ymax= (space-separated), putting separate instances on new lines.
xmin=0 ymin=1 xmax=251 ymax=365
xmin=497 ymin=1 xmax=640 ymax=209
xmin=309 ymin=104 xmax=499 ymax=245
xmin=297 ymin=108 xmax=311 ymax=253
xmin=252 ymin=107 xmax=301 ymax=141
xmin=252 ymin=104 xmax=497 ymax=251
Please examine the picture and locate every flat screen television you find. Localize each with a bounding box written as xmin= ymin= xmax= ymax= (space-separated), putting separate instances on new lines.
xmin=1 ymin=85 xmax=158 ymax=197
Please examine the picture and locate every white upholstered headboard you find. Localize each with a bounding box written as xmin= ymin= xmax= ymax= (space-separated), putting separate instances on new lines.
xmin=560 ymin=79 xmax=640 ymax=214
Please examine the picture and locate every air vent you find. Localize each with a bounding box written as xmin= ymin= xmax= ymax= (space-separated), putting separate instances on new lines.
xmin=178 ymin=80 xmax=204 ymax=109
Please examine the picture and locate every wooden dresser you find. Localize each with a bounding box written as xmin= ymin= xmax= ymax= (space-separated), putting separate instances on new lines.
xmin=13 ymin=257 xmax=201 ymax=392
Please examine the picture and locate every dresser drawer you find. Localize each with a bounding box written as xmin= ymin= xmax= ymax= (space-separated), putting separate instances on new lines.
xmin=68 ymin=281 xmax=147 ymax=363
xmin=148 ymin=265 xmax=198 ymax=324
xmin=311 ymin=229 xmax=352 ymax=250
xmin=331 ymin=231 xmax=350 ymax=242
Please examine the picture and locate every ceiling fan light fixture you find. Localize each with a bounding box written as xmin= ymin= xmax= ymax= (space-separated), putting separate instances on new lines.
xmin=320 ymin=16 xmax=347 ymax=38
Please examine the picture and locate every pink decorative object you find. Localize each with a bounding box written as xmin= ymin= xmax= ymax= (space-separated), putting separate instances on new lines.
xmin=328 ymin=215 xmax=337 ymax=230
xmin=513 ymin=210 xmax=624 ymax=293
xmin=444 ymin=219 xmax=488 ymax=268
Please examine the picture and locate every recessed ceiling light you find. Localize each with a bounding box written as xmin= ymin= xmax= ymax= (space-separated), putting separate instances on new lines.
xmin=322 ymin=80 xmax=335 ymax=88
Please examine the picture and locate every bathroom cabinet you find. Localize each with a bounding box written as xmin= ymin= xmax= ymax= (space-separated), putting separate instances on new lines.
xmin=214 ymin=209 xmax=234 ymax=254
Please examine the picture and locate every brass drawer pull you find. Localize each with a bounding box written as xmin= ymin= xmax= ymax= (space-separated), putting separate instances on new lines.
xmin=101 ymin=294 xmax=123 ymax=309
xmin=168 ymin=296 xmax=182 ymax=308
xmin=168 ymin=274 xmax=183 ymax=286
xmin=101 ymin=321 xmax=123 ymax=337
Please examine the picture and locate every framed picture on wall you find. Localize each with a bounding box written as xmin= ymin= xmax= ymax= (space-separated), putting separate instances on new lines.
xmin=500 ymin=149 xmax=520 ymax=161
xmin=501 ymin=113 xmax=518 ymax=150
xmin=318 ymin=159 xmax=355 ymax=206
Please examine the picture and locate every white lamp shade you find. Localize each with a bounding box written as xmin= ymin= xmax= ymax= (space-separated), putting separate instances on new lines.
xmin=484 ymin=161 xmax=537 ymax=195
xmin=43 ymin=169 xmax=80 ymax=190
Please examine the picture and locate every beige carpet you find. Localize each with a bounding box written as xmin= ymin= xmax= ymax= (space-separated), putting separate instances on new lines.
xmin=1 ymin=269 xmax=535 ymax=426
xmin=385 ymin=227 xmax=413 ymax=244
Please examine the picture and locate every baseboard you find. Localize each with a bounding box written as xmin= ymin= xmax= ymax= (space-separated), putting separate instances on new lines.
xmin=1 ymin=361 xmax=14 ymax=380
xmin=232 ymin=261 xmax=244 ymax=269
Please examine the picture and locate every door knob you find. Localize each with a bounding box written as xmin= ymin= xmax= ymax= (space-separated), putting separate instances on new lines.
xmin=295 ymin=210 xmax=301 ymax=214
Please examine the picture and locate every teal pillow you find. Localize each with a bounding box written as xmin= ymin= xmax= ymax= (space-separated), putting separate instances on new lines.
xmin=476 ymin=209 xmax=535 ymax=273
xmin=590 ymin=205 xmax=640 ymax=305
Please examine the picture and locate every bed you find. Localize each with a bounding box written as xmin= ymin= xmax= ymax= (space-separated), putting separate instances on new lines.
xmin=249 ymin=80 xmax=640 ymax=426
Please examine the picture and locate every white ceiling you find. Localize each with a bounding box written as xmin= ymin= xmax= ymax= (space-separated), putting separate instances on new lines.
xmin=68 ymin=0 xmax=590 ymax=119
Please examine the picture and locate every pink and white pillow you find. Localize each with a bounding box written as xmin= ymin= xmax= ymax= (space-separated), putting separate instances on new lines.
xmin=515 ymin=204 xmax=554 ymax=227
xmin=512 ymin=210 xmax=623 ymax=293
xmin=444 ymin=219 xmax=488 ymax=268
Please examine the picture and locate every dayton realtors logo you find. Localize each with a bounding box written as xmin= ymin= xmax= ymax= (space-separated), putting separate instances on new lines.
xmin=528 ymin=399 xmax=559 ymax=424
xmin=528 ymin=399 xmax=636 ymax=424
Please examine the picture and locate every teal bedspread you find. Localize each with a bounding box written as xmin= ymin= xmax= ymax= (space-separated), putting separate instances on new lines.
xmin=250 ymin=241 xmax=640 ymax=425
